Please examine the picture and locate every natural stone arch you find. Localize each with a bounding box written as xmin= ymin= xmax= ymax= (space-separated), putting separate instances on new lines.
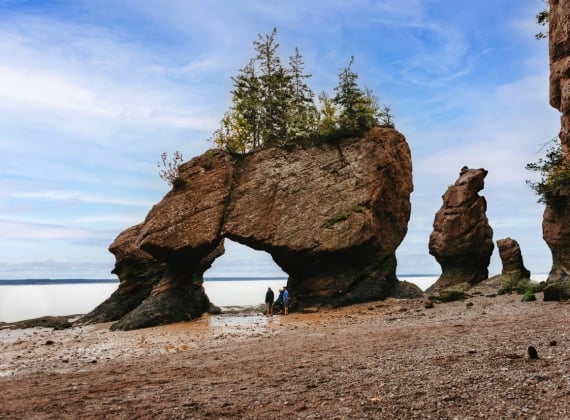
xmin=205 ymin=238 xmax=286 ymax=279
xmin=80 ymin=127 xmax=421 ymax=330
xmin=203 ymin=238 xmax=287 ymax=307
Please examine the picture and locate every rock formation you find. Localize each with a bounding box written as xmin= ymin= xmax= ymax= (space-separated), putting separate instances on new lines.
xmin=544 ymin=0 xmax=570 ymax=284
xmin=83 ymin=127 xmax=419 ymax=330
xmin=496 ymin=237 xmax=530 ymax=282
xmin=77 ymin=224 xmax=166 ymax=327
xmin=428 ymin=167 xmax=494 ymax=291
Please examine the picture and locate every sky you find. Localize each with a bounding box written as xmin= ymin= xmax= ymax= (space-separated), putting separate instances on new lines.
xmin=0 ymin=0 xmax=559 ymax=279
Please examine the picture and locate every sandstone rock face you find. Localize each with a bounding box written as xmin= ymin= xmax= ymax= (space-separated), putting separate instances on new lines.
xmin=77 ymin=224 xmax=165 ymax=327
xmin=496 ymin=237 xmax=530 ymax=281
xmin=545 ymin=0 xmax=570 ymax=283
xmin=224 ymin=128 xmax=414 ymax=305
xmin=84 ymin=127 xmax=417 ymax=330
xmin=428 ymin=167 xmax=494 ymax=291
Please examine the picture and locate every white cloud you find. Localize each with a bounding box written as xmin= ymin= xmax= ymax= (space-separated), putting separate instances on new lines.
xmin=0 ymin=65 xmax=98 ymax=110
xmin=0 ymin=219 xmax=101 ymax=241
xmin=11 ymin=190 xmax=154 ymax=207
xmin=0 ymin=15 xmax=223 ymax=133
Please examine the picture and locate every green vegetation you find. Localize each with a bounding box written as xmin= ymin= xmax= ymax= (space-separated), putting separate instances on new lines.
xmin=157 ymin=151 xmax=184 ymax=187
xmin=437 ymin=289 xmax=469 ymax=302
xmin=211 ymin=28 xmax=393 ymax=154
xmin=322 ymin=205 xmax=368 ymax=229
xmin=323 ymin=211 xmax=350 ymax=229
xmin=521 ymin=291 xmax=537 ymax=302
xmin=492 ymin=275 xmax=544 ymax=298
xmin=535 ymin=2 xmax=549 ymax=40
xmin=525 ymin=137 xmax=570 ymax=205
xmin=159 ymin=28 xmax=394 ymax=185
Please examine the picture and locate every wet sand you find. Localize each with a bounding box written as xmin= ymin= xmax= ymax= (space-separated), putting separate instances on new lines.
xmin=2 ymin=294 xmax=570 ymax=418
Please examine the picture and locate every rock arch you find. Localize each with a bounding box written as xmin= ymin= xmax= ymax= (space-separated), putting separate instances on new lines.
xmin=80 ymin=127 xmax=420 ymax=330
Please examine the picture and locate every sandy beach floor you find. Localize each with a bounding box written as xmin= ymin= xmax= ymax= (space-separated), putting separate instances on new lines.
xmin=2 ymin=293 xmax=570 ymax=419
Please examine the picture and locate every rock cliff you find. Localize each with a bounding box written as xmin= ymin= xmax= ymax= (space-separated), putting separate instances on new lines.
xmin=428 ymin=167 xmax=494 ymax=291
xmin=545 ymin=0 xmax=570 ymax=283
xmin=83 ymin=127 xmax=418 ymax=330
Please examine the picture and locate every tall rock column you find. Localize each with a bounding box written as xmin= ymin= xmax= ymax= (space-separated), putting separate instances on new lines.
xmin=545 ymin=0 xmax=570 ymax=282
xmin=428 ymin=167 xmax=494 ymax=291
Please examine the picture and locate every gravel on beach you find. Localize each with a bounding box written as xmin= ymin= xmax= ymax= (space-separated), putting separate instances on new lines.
xmin=2 ymin=293 xmax=570 ymax=419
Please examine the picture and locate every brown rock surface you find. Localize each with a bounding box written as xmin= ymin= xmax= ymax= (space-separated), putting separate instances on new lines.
xmin=77 ymin=224 xmax=166 ymax=326
xmin=428 ymin=167 xmax=494 ymax=291
xmin=544 ymin=0 xmax=570 ymax=283
xmin=497 ymin=237 xmax=531 ymax=281
xmin=85 ymin=127 xmax=417 ymax=330
xmin=224 ymin=128 xmax=414 ymax=307
xmin=2 ymin=294 xmax=570 ymax=418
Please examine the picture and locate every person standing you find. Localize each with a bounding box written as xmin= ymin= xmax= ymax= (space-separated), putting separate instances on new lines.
xmin=282 ymin=286 xmax=290 ymax=315
xmin=265 ymin=287 xmax=275 ymax=316
xmin=274 ymin=288 xmax=284 ymax=314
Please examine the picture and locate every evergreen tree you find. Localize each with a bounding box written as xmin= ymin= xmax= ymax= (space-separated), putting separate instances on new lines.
xmin=333 ymin=56 xmax=366 ymax=134
xmin=211 ymin=60 xmax=261 ymax=153
xmin=254 ymin=28 xmax=291 ymax=146
xmin=333 ymin=57 xmax=380 ymax=134
xmin=287 ymin=47 xmax=318 ymax=141
xmin=211 ymin=29 xmax=394 ymax=154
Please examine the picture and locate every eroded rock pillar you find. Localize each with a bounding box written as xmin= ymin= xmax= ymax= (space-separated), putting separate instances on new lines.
xmin=428 ymin=167 xmax=494 ymax=291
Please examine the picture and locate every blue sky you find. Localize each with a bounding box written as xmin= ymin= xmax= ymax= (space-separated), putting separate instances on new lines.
xmin=0 ymin=0 xmax=558 ymax=279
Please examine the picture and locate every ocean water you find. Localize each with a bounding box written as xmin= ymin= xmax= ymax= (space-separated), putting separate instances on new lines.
xmin=0 ymin=274 xmax=547 ymax=323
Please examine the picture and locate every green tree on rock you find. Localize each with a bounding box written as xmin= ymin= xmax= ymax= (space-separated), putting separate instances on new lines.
xmin=526 ymin=137 xmax=570 ymax=204
xmin=317 ymin=91 xmax=339 ymax=137
xmin=212 ymin=60 xmax=262 ymax=153
xmin=254 ymin=28 xmax=291 ymax=146
xmin=333 ymin=57 xmax=382 ymax=135
xmin=287 ymin=47 xmax=318 ymax=141
xmin=211 ymin=29 xmax=394 ymax=154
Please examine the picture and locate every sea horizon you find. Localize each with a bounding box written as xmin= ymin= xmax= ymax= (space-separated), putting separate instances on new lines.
xmin=0 ymin=274 xmax=550 ymax=323
xmin=0 ymin=273 xmax=444 ymax=285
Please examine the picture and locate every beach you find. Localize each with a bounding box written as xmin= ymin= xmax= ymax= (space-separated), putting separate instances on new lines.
xmin=2 ymin=291 xmax=570 ymax=418
xmin=0 ymin=276 xmax=439 ymax=323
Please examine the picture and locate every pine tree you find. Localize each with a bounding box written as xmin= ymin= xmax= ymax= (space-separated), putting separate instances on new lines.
xmin=231 ymin=59 xmax=262 ymax=150
xmin=333 ymin=57 xmax=381 ymax=134
xmin=333 ymin=56 xmax=362 ymax=133
xmin=211 ymin=30 xmax=395 ymax=154
xmin=254 ymin=28 xmax=291 ymax=146
xmin=287 ymin=47 xmax=318 ymax=141
xmin=211 ymin=59 xmax=261 ymax=153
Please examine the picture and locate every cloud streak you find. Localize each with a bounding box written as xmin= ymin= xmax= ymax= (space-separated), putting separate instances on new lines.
xmin=0 ymin=219 xmax=109 ymax=241
xmin=11 ymin=190 xmax=155 ymax=207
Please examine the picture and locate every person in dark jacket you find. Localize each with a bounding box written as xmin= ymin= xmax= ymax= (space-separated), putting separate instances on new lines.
xmin=265 ymin=287 xmax=275 ymax=316
xmin=273 ymin=288 xmax=284 ymax=314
